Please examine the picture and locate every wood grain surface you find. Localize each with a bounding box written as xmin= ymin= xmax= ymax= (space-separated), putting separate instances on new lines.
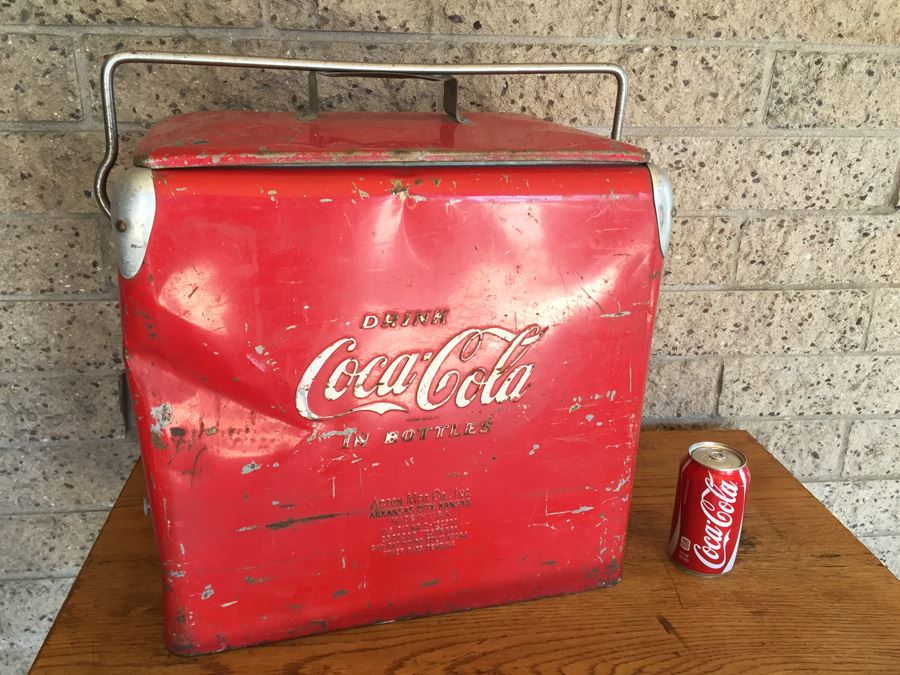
xmin=30 ymin=430 xmax=900 ymax=673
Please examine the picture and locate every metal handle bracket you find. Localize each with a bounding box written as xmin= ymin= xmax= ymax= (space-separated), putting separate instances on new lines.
xmin=95 ymin=51 xmax=629 ymax=217
xmin=307 ymin=71 xmax=466 ymax=124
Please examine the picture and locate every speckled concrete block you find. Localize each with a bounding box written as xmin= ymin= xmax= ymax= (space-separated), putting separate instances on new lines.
xmin=0 ymin=301 xmax=121 ymax=371
xmin=736 ymin=215 xmax=900 ymax=286
xmin=845 ymin=421 xmax=900 ymax=477
xmin=0 ymin=132 xmax=101 ymax=213
xmin=0 ymin=647 xmax=35 ymax=675
xmin=619 ymin=0 xmax=900 ymax=44
xmin=0 ymin=578 xmax=72 ymax=653
xmin=274 ymin=0 xmax=433 ymax=32
xmin=639 ymin=136 xmax=899 ymax=211
xmin=867 ymin=290 xmax=900 ymax=352
xmin=0 ymin=216 xmax=107 ymax=296
xmin=653 ymin=290 xmax=869 ymax=355
xmin=0 ymin=374 xmax=124 ymax=444
xmin=84 ymin=36 xmax=440 ymax=125
xmin=862 ymin=536 xmax=900 ymax=577
xmin=0 ymin=512 xmax=106 ymax=576
xmin=768 ymin=52 xmax=900 ymax=129
xmin=662 ymin=217 xmax=738 ymax=287
xmin=0 ymin=34 xmax=79 ymax=122
xmin=443 ymin=42 xmax=765 ymax=127
xmin=805 ymin=480 xmax=900 ymax=535
xmin=0 ymin=0 xmax=262 ymax=26
xmin=720 ymin=356 xmax=900 ymax=417
xmin=642 ymin=358 xmax=720 ymax=419
xmin=271 ymin=0 xmax=618 ymax=36
xmin=441 ymin=0 xmax=617 ymax=36
xmin=0 ymin=442 xmax=138 ymax=512
xmin=740 ymin=420 xmax=844 ymax=480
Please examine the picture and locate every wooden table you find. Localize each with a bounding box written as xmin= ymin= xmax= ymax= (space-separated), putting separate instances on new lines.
xmin=31 ymin=430 xmax=900 ymax=673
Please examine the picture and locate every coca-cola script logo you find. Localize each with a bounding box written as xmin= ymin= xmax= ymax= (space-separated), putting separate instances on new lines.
xmin=692 ymin=473 xmax=739 ymax=570
xmin=295 ymin=325 xmax=547 ymax=420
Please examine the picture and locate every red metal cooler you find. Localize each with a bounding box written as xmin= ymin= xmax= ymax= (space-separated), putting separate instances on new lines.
xmin=94 ymin=52 xmax=673 ymax=655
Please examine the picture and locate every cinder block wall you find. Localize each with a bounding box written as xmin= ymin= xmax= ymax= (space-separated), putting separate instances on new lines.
xmin=1 ymin=1 xmax=898 ymax=669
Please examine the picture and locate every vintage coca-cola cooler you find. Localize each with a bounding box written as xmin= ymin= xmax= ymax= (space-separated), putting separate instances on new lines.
xmin=94 ymin=52 xmax=673 ymax=655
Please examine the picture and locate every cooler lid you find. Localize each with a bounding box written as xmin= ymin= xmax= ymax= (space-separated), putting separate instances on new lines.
xmin=134 ymin=111 xmax=648 ymax=169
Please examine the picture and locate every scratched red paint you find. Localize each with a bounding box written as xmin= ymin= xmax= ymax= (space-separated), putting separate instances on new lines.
xmin=118 ymin=111 xmax=665 ymax=655
xmin=135 ymin=111 xmax=648 ymax=168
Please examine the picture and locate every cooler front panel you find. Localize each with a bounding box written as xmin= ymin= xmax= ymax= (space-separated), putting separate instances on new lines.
xmin=119 ymin=164 xmax=663 ymax=654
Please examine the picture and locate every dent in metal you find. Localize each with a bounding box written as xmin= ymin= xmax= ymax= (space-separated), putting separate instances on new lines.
xmin=647 ymin=163 xmax=673 ymax=257
xmin=110 ymin=167 xmax=156 ymax=278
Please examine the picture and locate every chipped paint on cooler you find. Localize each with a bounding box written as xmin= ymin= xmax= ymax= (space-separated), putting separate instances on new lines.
xmin=241 ymin=462 xmax=261 ymax=475
xmin=149 ymin=402 xmax=173 ymax=434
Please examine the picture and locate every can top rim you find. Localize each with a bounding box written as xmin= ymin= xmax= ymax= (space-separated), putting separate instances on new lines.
xmin=688 ymin=441 xmax=747 ymax=472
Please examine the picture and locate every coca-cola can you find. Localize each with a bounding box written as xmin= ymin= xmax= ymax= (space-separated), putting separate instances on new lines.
xmin=668 ymin=442 xmax=750 ymax=576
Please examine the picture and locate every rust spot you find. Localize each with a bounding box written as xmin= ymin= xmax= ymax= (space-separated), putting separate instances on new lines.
xmin=390 ymin=179 xmax=409 ymax=198
xmin=170 ymin=427 xmax=186 ymax=437
xmin=168 ymin=635 xmax=197 ymax=655
xmin=150 ymin=431 xmax=166 ymax=450
xmin=265 ymin=511 xmax=352 ymax=531
xmin=244 ymin=575 xmax=271 ymax=584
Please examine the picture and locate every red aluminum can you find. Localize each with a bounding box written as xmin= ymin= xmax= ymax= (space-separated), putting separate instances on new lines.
xmin=668 ymin=442 xmax=750 ymax=576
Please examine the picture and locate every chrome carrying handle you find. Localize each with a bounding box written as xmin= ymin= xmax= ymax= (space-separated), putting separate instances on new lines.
xmin=95 ymin=51 xmax=629 ymax=217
